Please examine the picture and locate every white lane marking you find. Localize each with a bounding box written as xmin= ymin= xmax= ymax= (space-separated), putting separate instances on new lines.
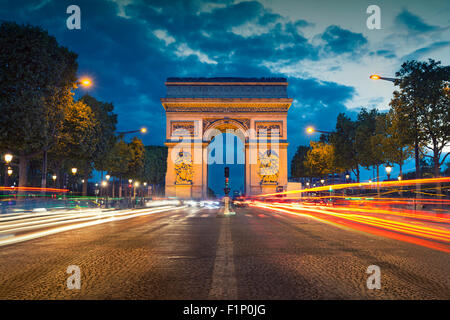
xmin=209 ymin=218 xmax=237 ymax=299
xmin=0 ymin=206 xmax=185 ymax=247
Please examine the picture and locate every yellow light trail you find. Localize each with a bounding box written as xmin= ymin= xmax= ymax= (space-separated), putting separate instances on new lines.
xmin=250 ymin=201 xmax=450 ymax=253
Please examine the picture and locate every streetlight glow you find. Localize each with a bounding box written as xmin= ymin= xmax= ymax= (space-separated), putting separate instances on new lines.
xmin=101 ymin=181 xmax=107 ymax=187
xmin=71 ymin=168 xmax=77 ymax=175
xmin=306 ymin=126 xmax=315 ymax=134
xmin=7 ymin=167 xmax=13 ymax=176
xmin=52 ymin=175 xmax=57 ymax=181
xmin=79 ymin=77 xmax=92 ymax=87
xmin=105 ymin=174 xmax=110 ymax=181
xmin=134 ymin=181 xmax=140 ymax=187
xmin=4 ymin=153 xmax=13 ymax=163
xmin=369 ymin=74 xmax=381 ymax=80
xmin=128 ymin=179 xmax=133 ymax=184
xmin=140 ymin=127 xmax=147 ymax=134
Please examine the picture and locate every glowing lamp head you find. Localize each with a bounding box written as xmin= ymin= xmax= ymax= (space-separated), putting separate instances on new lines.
xmin=306 ymin=126 xmax=315 ymax=134
xmin=52 ymin=175 xmax=57 ymax=181
xmin=71 ymin=168 xmax=77 ymax=175
xmin=320 ymin=179 xmax=325 ymax=184
xmin=101 ymin=181 xmax=107 ymax=187
xmin=128 ymin=179 xmax=133 ymax=184
xmin=79 ymin=78 xmax=92 ymax=87
xmin=345 ymin=174 xmax=350 ymax=180
xmin=7 ymin=167 xmax=13 ymax=176
xmin=105 ymin=174 xmax=110 ymax=181
xmin=369 ymin=179 xmax=372 ymax=183
xmin=140 ymin=127 xmax=147 ymax=134
xmin=370 ymin=74 xmax=381 ymax=80
xmin=134 ymin=181 xmax=140 ymax=187
xmin=385 ymin=166 xmax=392 ymax=174
xmin=4 ymin=153 xmax=13 ymax=163
xmin=397 ymin=176 xmax=402 ymax=181
xmin=143 ymin=182 xmax=147 ymax=186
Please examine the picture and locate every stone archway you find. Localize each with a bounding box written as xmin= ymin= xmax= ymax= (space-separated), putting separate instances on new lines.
xmin=162 ymin=77 xmax=292 ymax=199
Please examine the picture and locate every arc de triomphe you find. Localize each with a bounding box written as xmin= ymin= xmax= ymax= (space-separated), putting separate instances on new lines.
xmin=162 ymin=77 xmax=292 ymax=199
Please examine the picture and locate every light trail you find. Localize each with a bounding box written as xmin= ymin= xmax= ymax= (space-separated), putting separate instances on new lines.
xmin=250 ymin=201 xmax=450 ymax=253
xmin=0 ymin=206 xmax=186 ymax=247
xmin=256 ymin=177 xmax=450 ymax=197
xmin=0 ymin=186 xmax=68 ymax=193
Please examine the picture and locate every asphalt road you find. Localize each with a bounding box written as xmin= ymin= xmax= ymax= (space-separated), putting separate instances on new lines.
xmin=0 ymin=205 xmax=449 ymax=299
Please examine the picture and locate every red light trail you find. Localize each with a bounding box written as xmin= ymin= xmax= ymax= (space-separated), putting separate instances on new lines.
xmin=250 ymin=200 xmax=450 ymax=253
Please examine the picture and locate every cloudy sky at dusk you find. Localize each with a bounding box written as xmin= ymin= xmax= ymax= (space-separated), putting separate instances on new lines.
xmin=1 ymin=0 xmax=449 ymax=192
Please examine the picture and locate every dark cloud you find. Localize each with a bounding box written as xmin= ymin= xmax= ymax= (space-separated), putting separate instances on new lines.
xmin=401 ymin=41 xmax=450 ymax=61
xmin=395 ymin=9 xmax=438 ymax=34
xmin=320 ymin=25 xmax=367 ymax=55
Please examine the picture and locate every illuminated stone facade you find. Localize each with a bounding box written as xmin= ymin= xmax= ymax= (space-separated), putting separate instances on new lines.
xmin=162 ymin=77 xmax=292 ymax=199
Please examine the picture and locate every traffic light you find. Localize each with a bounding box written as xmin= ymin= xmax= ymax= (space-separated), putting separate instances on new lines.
xmin=224 ymin=166 xmax=229 ymax=178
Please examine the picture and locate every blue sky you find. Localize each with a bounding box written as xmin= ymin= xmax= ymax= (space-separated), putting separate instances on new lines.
xmin=1 ymin=0 xmax=449 ymax=193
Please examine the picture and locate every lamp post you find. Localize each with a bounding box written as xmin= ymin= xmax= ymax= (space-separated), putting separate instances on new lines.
xmin=306 ymin=127 xmax=332 ymax=135
xmin=4 ymin=153 xmax=13 ymax=188
xmin=128 ymin=179 xmax=133 ymax=207
xmin=143 ymin=182 xmax=148 ymax=200
xmin=102 ymin=180 xmax=108 ymax=208
xmin=385 ymin=165 xmax=392 ymax=181
xmin=134 ymin=181 xmax=139 ymax=207
xmin=117 ymin=127 xmax=148 ymax=137
xmin=71 ymin=168 xmax=77 ymax=195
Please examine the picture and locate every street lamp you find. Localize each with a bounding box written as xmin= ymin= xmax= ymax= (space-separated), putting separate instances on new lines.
xmin=306 ymin=127 xmax=332 ymax=135
xmin=320 ymin=179 xmax=325 ymax=185
xmin=385 ymin=165 xmax=392 ymax=180
xmin=4 ymin=154 xmax=13 ymax=164
xmin=71 ymin=168 xmax=77 ymax=175
xmin=7 ymin=167 xmax=12 ymax=176
xmin=3 ymin=153 xmax=13 ymax=187
xmin=117 ymin=127 xmax=148 ymax=135
xmin=369 ymin=74 xmax=398 ymax=83
xmin=105 ymin=174 xmax=110 ymax=181
xmin=77 ymin=77 xmax=93 ymax=88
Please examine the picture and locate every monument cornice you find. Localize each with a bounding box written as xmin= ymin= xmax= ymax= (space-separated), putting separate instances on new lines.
xmin=161 ymin=98 xmax=293 ymax=112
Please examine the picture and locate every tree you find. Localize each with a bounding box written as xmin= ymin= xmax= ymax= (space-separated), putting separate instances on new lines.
xmin=49 ymin=100 xmax=99 ymax=190
xmin=382 ymin=109 xmax=414 ymax=178
xmin=79 ymin=95 xmax=117 ymax=195
xmin=79 ymin=95 xmax=117 ymax=174
xmin=330 ymin=113 xmax=361 ymax=182
xmin=392 ymin=59 xmax=450 ymax=178
xmin=104 ymin=139 xmax=132 ymax=198
xmin=126 ymin=137 xmax=145 ymax=180
xmin=0 ymin=22 xmax=78 ymax=188
xmin=304 ymin=141 xmax=335 ymax=179
xmin=142 ymin=146 xmax=168 ymax=195
xmin=290 ymin=145 xmax=310 ymax=179
xmin=356 ymin=109 xmax=383 ymax=181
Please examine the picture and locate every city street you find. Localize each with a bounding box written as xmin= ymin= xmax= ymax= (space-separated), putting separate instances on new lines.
xmin=0 ymin=205 xmax=449 ymax=299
